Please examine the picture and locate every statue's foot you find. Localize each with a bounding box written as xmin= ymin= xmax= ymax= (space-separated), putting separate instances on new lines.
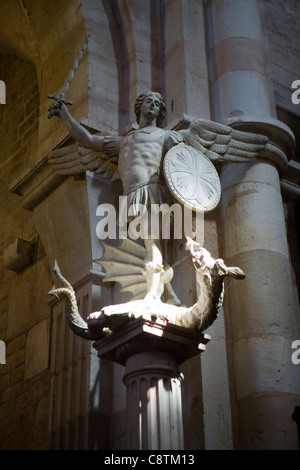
xmin=144 ymin=292 xmax=161 ymax=304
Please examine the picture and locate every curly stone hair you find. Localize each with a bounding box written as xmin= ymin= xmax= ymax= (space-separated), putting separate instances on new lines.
xmin=134 ymin=91 xmax=166 ymax=128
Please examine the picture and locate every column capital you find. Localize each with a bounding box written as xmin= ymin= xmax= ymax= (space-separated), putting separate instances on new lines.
xmin=93 ymin=317 xmax=210 ymax=366
xmin=222 ymin=116 xmax=296 ymax=173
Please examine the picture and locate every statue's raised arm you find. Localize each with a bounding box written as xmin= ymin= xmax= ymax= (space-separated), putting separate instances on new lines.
xmin=48 ymin=101 xmax=105 ymax=151
xmin=47 ymin=100 xmax=121 ymax=180
xmin=46 ymin=35 xmax=120 ymax=178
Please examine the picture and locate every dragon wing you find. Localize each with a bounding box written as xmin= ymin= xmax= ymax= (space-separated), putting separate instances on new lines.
xmin=180 ymin=118 xmax=269 ymax=164
xmin=48 ymin=135 xmax=120 ymax=181
xmin=94 ymin=239 xmax=147 ymax=300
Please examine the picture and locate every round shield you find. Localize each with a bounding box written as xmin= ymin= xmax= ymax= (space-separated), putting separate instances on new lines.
xmin=163 ymin=143 xmax=221 ymax=212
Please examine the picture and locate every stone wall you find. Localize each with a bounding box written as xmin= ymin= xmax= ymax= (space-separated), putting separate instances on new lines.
xmin=264 ymin=0 xmax=300 ymax=119
xmin=0 ymin=53 xmax=52 ymax=449
xmin=264 ymin=0 xmax=300 ymax=300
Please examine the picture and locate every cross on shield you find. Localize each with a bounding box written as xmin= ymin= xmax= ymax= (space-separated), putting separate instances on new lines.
xmin=163 ymin=143 xmax=221 ymax=212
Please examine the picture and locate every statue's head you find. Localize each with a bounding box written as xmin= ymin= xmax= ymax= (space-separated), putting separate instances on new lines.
xmin=134 ymin=91 xmax=166 ymax=127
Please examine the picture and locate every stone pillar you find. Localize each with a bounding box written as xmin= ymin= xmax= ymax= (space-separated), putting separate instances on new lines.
xmin=124 ymin=351 xmax=184 ymax=450
xmin=206 ymin=0 xmax=300 ymax=449
xmin=94 ymin=317 xmax=210 ymax=450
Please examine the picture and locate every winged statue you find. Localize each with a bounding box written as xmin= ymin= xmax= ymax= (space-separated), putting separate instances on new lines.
xmin=47 ymin=91 xmax=280 ymax=332
xmin=48 ymin=93 xmax=272 ymax=182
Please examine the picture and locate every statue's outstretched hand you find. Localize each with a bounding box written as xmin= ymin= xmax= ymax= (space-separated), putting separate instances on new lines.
xmin=47 ymin=100 xmax=67 ymax=119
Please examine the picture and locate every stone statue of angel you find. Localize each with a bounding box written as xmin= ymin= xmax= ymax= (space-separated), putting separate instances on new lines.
xmin=47 ymin=91 xmax=276 ymax=309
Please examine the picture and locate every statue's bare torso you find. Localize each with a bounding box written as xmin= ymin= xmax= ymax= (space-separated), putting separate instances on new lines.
xmin=118 ymin=126 xmax=166 ymax=194
xmin=118 ymin=126 xmax=183 ymax=196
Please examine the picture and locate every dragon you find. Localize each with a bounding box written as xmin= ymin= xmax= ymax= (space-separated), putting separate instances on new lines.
xmin=48 ymin=237 xmax=245 ymax=340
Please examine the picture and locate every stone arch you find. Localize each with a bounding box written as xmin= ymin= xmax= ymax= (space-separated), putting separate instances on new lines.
xmin=80 ymin=0 xmax=130 ymax=132
xmin=116 ymin=0 xmax=166 ymax=122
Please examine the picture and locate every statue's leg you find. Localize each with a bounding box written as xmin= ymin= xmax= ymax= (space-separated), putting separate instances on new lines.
xmin=140 ymin=211 xmax=181 ymax=304
xmin=143 ymin=238 xmax=165 ymax=300
xmin=163 ymin=284 xmax=182 ymax=306
xmin=161 ymin=262 xmax=182 ymax=306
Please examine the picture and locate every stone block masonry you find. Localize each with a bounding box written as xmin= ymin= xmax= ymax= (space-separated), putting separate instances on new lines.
xmin=0 ymin=53 xmax=52 ymax=449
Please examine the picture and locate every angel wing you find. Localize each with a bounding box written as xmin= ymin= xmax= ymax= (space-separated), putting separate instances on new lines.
xmin=95 ymin=239 xmax=147 ymax=301
xmin=48 ymin=135 xmax=121 ymax=181
xmin=180 ymin=118 xmax=269 ymax=164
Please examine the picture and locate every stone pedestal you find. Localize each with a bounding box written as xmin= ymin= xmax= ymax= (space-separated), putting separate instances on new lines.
xmin=93 ymin=317 xmax=210 ymax=450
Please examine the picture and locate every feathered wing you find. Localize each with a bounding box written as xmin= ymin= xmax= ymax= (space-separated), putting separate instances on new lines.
xmin=94 ymin=239 xmax=147 ymax=301
xmin=48 ymin=135 xmax=120 ymax=181
xmin=180 ymin=118 xmax=268 ymax=164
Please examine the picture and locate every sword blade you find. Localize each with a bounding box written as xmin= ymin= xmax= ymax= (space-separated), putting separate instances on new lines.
xmin=47 ymin=35 xmax=89 ymax=114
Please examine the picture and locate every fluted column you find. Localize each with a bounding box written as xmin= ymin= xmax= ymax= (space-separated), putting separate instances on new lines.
xmin=206 ymin=0 xmax=300 ymax=449
xmin=124 ymin=351 xmax=184 ymax=450
xmin=93 ymin=317 xmax=210 ymax=450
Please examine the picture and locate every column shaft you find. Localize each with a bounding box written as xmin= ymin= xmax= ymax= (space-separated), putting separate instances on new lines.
xmin=221 ymin=160 xmax=300 ymax=449
xmin=206 ymin=0 xmax=300 ymax=449
xmin=123 ymin=352 xmax=184 ymax=450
